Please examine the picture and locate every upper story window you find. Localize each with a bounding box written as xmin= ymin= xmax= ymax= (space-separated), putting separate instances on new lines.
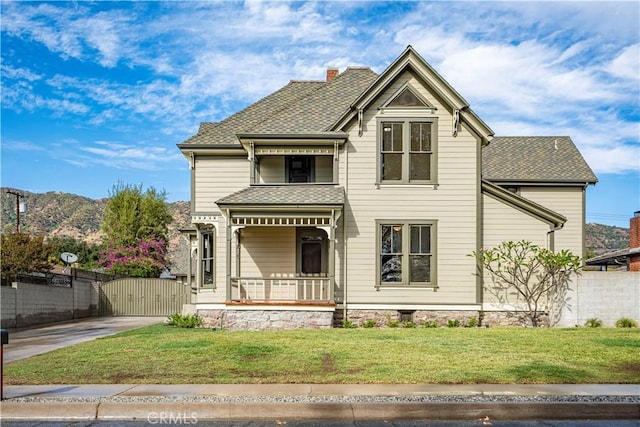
xmin=379 ymin=119 xmax=437 ymax=184
xmin=286 ymin=156 xmax=315 ymax=183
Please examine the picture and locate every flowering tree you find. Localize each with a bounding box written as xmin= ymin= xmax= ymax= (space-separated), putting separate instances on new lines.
xmin=99 ymin=183 xmax=172 ymax=277
xmin=471 ymin=240 xmax=582 ymax=327
xmin=100 ymin=238 xmax=167 ymax=278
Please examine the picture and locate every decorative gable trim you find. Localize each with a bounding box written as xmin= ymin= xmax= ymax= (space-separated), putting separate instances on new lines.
xmin=381 ymin=83 xmax=436 ymax=110
xmin=330 ymin=45 xmax=494 ymax=144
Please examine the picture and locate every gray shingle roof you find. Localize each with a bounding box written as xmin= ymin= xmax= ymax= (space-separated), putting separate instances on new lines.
xmin=250 ymin=68 xmax=377 ymax=133
xmin=180 ymin=68 xmax=378 ymax=146
xmin=216 ymin=186 xmax=345 ymax=206
xmin=482 ymin=136 xmax=597 ymax=184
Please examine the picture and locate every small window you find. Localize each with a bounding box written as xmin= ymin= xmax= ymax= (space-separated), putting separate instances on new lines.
xmin=502 ymin=186 xmax=520 ymax=194
xmin=398 ymin=310 xmax=415 ymax=323
xmin=388 ymin=88 xmax=426 ymax=107
xmin=377 ymin=220 xmax=437 ymax=288
xmin=201 ymin=229 xmax=215 ymax=287
xmin=379 ymin=119 xmax=437 ymax=184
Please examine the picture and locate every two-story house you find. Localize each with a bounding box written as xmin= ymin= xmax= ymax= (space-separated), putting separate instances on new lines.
xmin=177 ymin=46 xmax=597 ymax=329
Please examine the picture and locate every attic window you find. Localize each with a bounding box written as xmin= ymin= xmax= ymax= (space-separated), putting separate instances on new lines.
xmin=388 ymin=88 xmax=426 ymax=107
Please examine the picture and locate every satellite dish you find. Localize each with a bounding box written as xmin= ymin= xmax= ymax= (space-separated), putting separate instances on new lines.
xmin=61 ymin=252 xmax=78 ymax=264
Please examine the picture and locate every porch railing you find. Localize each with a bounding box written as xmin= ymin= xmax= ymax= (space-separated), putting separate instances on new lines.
xmin=231 ymin=277 xmax=331 ymax=302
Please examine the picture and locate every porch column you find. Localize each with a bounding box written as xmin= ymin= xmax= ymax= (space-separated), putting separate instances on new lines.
xmin=226 ymin=222 xmax=232 ymax=301
xmin=196 ymin=227 xmax=203 ymax=289
xmin=318 ymin=223 xmax=336 ymax=302
xmin=328 ymin=224 xmax=335 ymax=302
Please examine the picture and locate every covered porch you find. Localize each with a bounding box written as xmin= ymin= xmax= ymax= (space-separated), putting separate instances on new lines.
xmin=217 ymin=185 xmax=343 ymax=304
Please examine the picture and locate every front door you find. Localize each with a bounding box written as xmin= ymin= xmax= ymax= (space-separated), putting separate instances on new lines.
xmin=297 ymin=228 xmax=327 ymax=275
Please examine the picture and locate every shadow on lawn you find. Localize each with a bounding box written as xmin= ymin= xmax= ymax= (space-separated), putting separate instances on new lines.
xmin=507 ymin=363 xmax=594 ymax=383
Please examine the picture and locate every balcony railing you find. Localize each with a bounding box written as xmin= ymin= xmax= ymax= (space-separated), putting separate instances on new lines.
xmin=231 ymin=277 xmax=331 ymax=302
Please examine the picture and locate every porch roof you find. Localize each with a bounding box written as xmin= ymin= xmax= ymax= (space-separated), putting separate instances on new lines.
xmin=216 ymin=185 xmax=344 ymax=207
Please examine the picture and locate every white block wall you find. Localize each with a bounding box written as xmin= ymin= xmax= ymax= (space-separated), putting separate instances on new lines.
xmin=0 ymin=277 xmax=99 ymax=328
xmin=557 ymin=271 xmax=640 ymax=327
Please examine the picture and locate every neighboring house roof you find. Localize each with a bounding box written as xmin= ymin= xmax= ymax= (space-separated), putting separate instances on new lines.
xmin=179 ymin=68 xmax=377 ymax=147
xmin=483 ymin=136 xmax=598 ymax=184
xmin=585 ymin=247 xmax=640 ymax=266
xmin=216 ymin=185 xmax=345 ymax=206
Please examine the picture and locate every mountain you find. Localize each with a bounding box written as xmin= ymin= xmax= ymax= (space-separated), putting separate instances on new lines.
xmin=1 ymin=188 xmax=190 ymax=272
xmin=1 ymin=188 xmax=631 ymax=268
xmin=584 ymin=222 xmax=631 ymax=256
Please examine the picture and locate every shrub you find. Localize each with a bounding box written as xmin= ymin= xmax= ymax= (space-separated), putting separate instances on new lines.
xmin=342 ymin=319 xmax=358 ymax=329
xmin=464 ymin=317 xmax=479 ymax=328
xmin=584 ymin=318 xmax=603 ymax=328
xmin=401 ymin=321 xmax=416 ymax=328
xmin=166 ymin=313 xmax=203 ymax=328
xmin=447 ymin=319 xmax=461 ymax=328
xmin=422 ymin=320 xmax=439 ymax=328
xmin=615 ymin=317 xmax=638 ymax=328
xmin=387 ymin=319 xmax=400 ymax=328
xmin=362 ymin=319 xmax=377 ymax=328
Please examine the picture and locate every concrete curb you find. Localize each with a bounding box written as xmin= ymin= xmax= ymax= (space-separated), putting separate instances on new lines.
xmin=2 ymin=401 xmax=639 ymax=421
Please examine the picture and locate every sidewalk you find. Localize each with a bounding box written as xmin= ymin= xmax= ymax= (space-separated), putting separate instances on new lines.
xmin=2 ymin=384 xmax=639 ymax=421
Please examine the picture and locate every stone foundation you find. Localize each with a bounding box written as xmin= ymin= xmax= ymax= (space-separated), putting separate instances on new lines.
xmin=197 ymin=309 xmax=334 ymax=331
xmin=195 ymin=308 xmax=548 ymax=330
xmin=482 ymin=311 xmax=550 ymax=327
xmin=336 ymin=309 xmax=483 ymax=328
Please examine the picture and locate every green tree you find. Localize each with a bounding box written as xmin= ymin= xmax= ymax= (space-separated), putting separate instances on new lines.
xmin=0 ymin=232 xmax=53 ymax=282
xmin=47 ymin=236 xmax=103 ymax=270
xmin=99 ymin=183 xmax=172 ymax=278
xmin=471 ymin=240 xmax=582 ymax=327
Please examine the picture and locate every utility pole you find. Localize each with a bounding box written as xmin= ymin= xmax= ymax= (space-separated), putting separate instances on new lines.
xmin=5 ymin=190 xmax=24 ymax=233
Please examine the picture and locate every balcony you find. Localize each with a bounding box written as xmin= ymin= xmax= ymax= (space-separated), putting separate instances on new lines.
xmin=231 ymin=276 xmax=331 ymax=303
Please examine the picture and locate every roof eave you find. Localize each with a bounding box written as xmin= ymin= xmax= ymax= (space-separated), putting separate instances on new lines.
xmin=216 ymin=203 xmax=344 ymax=211
xmin=236 ymin=132 xmax=348 ymax=145
xmin=481 ymin=180 xmax=567 ymax=227
xmin=484 ymin=178 xmax=598 ymax=186
xmin=177 ymin=143 xmax=246 ymax=156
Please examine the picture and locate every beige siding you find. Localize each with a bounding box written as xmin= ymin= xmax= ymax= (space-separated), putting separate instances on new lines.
xmin=239 ymin=227 xmax=296 ymax=277
xmin=341 ymin=70 xmax=480 ymax=306
xmin=482 ymin=193 xmax=558 ymax=310
xmin=482 ymin=193 xmax=549 ymax=248
xmin=520 ymin=187 xmax=585 ymax=257
xmin=193 ymin=156 xmax=249 ymax=304
xmin=258 ymin=156 xmax=284 ymax=183
xmin=316 ymin=156 xmax=334 ymax=182
xmin=194 ymin=156 xmax=249 ymax=212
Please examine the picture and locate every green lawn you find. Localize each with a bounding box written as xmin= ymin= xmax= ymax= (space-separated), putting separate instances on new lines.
xmin=5 ymin=324 xmax=639 ymax=385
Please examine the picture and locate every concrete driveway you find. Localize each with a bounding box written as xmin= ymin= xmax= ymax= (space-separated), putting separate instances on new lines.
xmin=3 ymin=317 xmax=162 ymax=363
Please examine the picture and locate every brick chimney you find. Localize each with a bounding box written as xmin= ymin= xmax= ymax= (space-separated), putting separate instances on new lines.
xmin=326 ymin=67 xmax=339 ymax=81
xmin=630 ymin=211 xmax=640 ymax=271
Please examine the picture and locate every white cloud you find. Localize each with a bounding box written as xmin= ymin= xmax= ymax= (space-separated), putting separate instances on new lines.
xmin=606 ymin=44 xmax=640 ymax=80
xmin=2 ymin=1 xmax=638 ymax=179
xmin=581 ymin=145 xmax=640 ymax=175
xmin=75 ymin=141 xmax=183 ymax=170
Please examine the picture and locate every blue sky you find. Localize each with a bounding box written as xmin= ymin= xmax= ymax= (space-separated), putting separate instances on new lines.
xmin=1 ymin=1 xmax=638 ymax=228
